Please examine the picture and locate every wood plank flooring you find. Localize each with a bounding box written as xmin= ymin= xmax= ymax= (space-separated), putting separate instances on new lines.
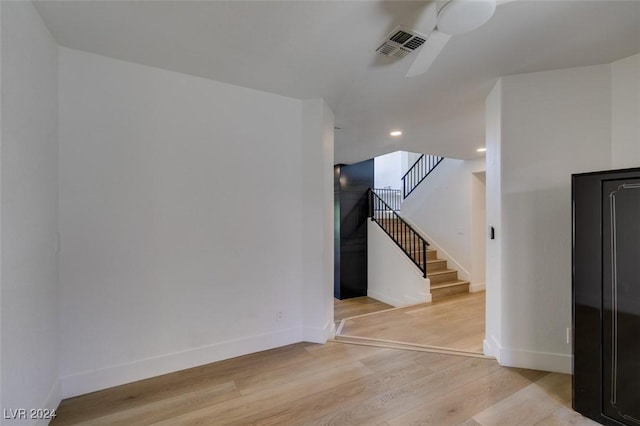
xmin=51 ymin=341 xmax=598 ymax=425
xmin=338 ymin=292 xmax=485 ymax=354
xmin=51 ymin=293 xmax=582 ymax=425
xmin=334 ymin=296 xmax=393 ymax=322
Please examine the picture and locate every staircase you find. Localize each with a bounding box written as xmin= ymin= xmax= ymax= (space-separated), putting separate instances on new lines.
xmin=378 ymin=216 xmax=469 ymax=300
xmin=369 ymin=189 xmax=469 ymax=301
xmin=424 ymin=247 xmax=470 ymax=300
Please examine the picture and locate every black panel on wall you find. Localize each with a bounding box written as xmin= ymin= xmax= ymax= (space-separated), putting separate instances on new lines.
xmin=573 ymin=167 xmax=640 ymax=426
xmin=334 ymin=159 xmax=374 ymax=299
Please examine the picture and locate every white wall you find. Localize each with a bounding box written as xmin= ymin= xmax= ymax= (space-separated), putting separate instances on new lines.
xmin=0 ymin=1 xmax=61 ymax=421
xmin=58 ymin=48 xmax=332 ymax=398
xmin=367 ymin=222 xmax=429 ymax=306
xmin=486 ymin=64 xmax=612 ymax=373
xmin=401 ymin=151 xmax=423 ymax=177
xmin=611 ymin=53 xmax=640 ymax=169
xmin=400 ymin=157 xmax=485 ymax=282
xmin=374 ymin=151 xmax=402 ymax=190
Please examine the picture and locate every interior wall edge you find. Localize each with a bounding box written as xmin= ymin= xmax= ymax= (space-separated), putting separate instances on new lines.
xmin=302 ymin=320 xmax=336 ymax=344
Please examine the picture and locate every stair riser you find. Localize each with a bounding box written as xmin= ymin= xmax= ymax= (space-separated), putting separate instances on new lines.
xmin=404 ymin=252 xmax=426 ymax=261
xmin=427 ymin=260 xmax=447 ymax=271
xmin=428 ymin=271 xmax=459 ymax=284
xmin=431 ymin=283 xmax=470 ymax=300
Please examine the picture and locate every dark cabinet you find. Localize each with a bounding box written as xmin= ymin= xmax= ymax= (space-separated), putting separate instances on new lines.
xmin=334 ymin=160 xmax=373 ymax=300
xmin=573 ymin=167 xmax=640 ymax=426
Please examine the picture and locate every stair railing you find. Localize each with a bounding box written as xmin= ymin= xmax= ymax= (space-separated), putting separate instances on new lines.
xmin=372 ymin=188 xmax=402 ymax=211
xmin=368 ymin=189 xmax=428 ymax=278
xmin=401 ymin=154 xmax=444 ymax=199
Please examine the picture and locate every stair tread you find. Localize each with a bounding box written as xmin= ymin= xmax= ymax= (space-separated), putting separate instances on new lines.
xmin=427 ymin=269 xmax=457 ymax=276
xmin=430 ymin=280 xmax=469 ymax=289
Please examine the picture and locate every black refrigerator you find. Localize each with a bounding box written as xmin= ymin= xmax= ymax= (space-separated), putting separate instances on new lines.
xmin=573 ymin=167 xmax=640 ymax=426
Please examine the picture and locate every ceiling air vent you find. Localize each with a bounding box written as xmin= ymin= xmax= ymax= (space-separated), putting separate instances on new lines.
xmin=376 ymin=26 xmax=428 ymax=59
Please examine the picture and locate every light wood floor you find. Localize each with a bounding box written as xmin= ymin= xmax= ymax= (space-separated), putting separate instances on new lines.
xmin=334 ymin=296 xmax=393 ymax=322
xmin=337 ymin=292 xmax=485 ymax=354
xmin=51 ymin=341 xmax=597 ymax=425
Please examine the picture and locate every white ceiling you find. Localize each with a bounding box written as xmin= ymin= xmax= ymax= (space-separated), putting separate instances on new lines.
xmin=34 ymin=0 xmax=640 ymax=164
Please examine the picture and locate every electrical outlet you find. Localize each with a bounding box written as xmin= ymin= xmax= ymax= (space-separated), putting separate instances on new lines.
xmin=276 ymin=311 xmax=284 ymax=321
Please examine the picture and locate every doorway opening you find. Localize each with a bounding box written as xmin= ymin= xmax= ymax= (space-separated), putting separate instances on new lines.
xmin=334 ymin=154 xmax=487 ymax=357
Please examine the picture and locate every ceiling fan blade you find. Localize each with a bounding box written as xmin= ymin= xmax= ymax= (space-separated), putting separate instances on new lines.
xmin=405 ymin=30 xmax=451 ymax=77
xmin=413 ymin=1 xmax=438 ymax=34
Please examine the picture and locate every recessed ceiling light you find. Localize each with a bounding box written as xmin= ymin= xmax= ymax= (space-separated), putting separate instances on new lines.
xmin=390 ymin=130 xmax=403 ymax=137
xmin=477 ymin=147 xmax=487 ymax=152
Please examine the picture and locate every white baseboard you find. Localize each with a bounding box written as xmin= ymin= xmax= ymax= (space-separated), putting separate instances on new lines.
xmin=484 ymin=335 xmax=571 ymax=374
xmin=368 ymin=289 xmax=431 ymax=308
xmin=61 ymin=327 xmax=304 ymax=399
xmin=303 ymin=320 xmax=335 ymax=343
xmin=367 ymin=289 xmax=402 ymax=307
xmin=499 ymin=347 xmax=572 ymax=374
xmin=33 ymin=379 xmax=62 ymax=425
xmin=469 ymin=282 xmax=485 ymax=293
